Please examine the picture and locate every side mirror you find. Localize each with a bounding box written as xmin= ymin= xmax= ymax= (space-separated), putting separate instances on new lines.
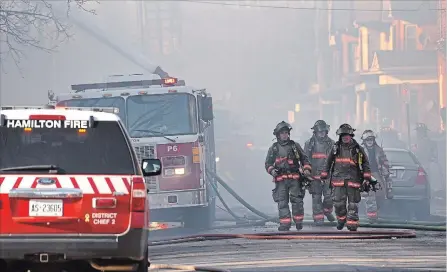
xmin=199 ymin=96 xmax=213 ymax=122
xmin=141 ymin=158 xmax=162 ymax=177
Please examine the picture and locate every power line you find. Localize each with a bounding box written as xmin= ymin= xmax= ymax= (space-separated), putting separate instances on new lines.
xmin=181 ymin=0 xmax=443 ymax=12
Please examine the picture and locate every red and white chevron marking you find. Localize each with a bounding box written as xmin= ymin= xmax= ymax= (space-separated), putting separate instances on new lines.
xmin=0 ymin=176 xmax=131 ymax=194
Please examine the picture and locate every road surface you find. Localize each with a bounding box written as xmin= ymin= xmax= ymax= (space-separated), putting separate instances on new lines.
xmin=149 ymin=225 xmax=446 ymax=271
xmin=148 ymin=193 xmax=446 ymax=272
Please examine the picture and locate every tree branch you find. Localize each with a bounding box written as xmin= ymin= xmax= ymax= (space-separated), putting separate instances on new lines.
xmin=0 ymin=0 xmax=97 ymax=70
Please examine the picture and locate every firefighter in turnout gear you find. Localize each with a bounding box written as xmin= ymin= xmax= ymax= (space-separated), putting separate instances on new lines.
xmin=304 ymin=120 xmax=336 ymax=225
xmin=265 ymin=121 xmax=312 ymax=231
xmin=361 ymin=130 xmax=392 ymax=222
xmin=321 ymin=124 xmax=372 ymax=231
xmin=413 ymin=123 xmax=438 ymax=169
xmin=378 ymin=126 xmax=407 ymax=149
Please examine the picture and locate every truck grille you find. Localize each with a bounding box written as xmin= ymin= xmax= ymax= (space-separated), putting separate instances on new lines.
xmin=133 ymin=144 xmax=158 ymax=191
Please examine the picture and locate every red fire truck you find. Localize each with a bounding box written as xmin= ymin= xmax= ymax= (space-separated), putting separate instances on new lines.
xmin=49 ymin=74 xmax=217 ymax=228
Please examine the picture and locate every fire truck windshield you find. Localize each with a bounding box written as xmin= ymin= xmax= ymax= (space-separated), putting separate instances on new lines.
xmin=126 ymin=93 xmax=198 ymax=138
xmin=59 ymin=97 xmax=126 ymax=125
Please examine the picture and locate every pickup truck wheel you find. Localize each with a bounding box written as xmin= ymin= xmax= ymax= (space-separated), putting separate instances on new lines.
xmin=136 ymin=249 xmax=149 ymax=272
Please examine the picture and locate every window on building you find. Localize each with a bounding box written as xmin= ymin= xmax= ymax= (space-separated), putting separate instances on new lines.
xmin=405 ymin=25 xmax=418 ymax=50
xmin=368 ymin=32 xmax=380 ymax=66
xmin=348 ymin=43 xmax=360 ymax=73
xmin=333 ymin=51 xmax=341 ymax=83
xmin=391 ymin=25 xmax=397 ymax=50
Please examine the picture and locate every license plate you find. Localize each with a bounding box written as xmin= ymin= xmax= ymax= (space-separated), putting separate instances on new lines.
xmin=29 ymin=199 xmax=63 ymax=217
xmin=167 ymin=195 xmax=178 ymax=204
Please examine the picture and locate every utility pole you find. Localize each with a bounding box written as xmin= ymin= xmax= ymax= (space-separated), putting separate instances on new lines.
xmin=136 ymin=1 xmax=147 ymax=53
xmin=437 ymin=0 xmax=446 ymax=130
xmin=144 ymin=2 xmax=182 ymax=57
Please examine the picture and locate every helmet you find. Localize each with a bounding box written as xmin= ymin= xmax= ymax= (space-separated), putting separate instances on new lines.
xmin=336 ymin=123 xmax=355 ymax=136
xmin=273 ymin=121 xmax=292 ymax=136
xmin=311 ymin=120 xmax=330 ymax=132
xmin=361 ymin=129 xmax=376 ymax=140
xmin=415 ymin=123 xmax=429 ymax=131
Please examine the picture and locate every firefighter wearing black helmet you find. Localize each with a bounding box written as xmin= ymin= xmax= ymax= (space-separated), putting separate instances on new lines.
xmin=265 ymin=121 xmax=312 ymax=231
xmin=361 ymin=129 xmax=392 ymax=222
xmin=304 ymin=120 xmax=336 ymax=225
xmin=321 ymin=124 xmax=372 ymax=231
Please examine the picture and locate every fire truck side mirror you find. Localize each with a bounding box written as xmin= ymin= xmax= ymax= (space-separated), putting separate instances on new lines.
xmin=141 ymin=159 xmax=162 ymax=177
xmin=199 ymin=97 xmax=214 ymax=122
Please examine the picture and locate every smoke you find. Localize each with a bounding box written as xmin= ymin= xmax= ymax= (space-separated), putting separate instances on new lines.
xmin=0 ymin=0 xmax=441 ymax=217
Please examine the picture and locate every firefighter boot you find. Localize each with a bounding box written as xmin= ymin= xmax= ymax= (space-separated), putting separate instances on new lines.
xmin=367 ymin=212 xmax=378 ymax=224
xmin=296 ymin=223 xmax=303 ymax=230
xmin=325 ymin=213 xmax=336 ymax=222
xmin=278 ymin=224 xmax=290 ymax=231
xmin=347 ymin=224 xmax=358 ymax=231
xmin=336 ymin=221 xmax=345 ymax=230
xmin=347 ymin=221 xmax=359 ymax=231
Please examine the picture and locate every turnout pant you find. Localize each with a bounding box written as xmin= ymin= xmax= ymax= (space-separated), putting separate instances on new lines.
xmin=332 ymin=180 xmax=361 ymax=228
xmin=310 ymin=179 xmax=333 ymax=221
xmin=272 ymin=179 xmax=305 ymax=226
xmin=361 ymin=172 xmax=385 ymax=220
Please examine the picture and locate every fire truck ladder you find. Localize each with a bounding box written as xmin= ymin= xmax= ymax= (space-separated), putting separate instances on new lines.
xmin=70 ymin=77 xmax=186 ymax=93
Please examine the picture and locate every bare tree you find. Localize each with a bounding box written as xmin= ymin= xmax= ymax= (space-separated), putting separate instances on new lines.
xmin=0 ymin=0 xmax=94 ymax=68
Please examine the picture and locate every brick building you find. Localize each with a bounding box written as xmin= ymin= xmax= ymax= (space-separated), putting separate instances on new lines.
xmin=305 ymin=0 xmax=443 ymax=135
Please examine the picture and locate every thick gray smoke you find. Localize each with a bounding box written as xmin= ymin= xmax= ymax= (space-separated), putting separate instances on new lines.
xmin=0 ymin=1 xmax=443 ymax=219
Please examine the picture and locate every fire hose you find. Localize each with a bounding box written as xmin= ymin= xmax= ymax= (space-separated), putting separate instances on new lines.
xmin=205 ymin=170 xmax=446 ymax=232
xmin=149 ymin=230 xmax=417 ymax=246
xmin=150 ymin=263 xmax=231 ymax=272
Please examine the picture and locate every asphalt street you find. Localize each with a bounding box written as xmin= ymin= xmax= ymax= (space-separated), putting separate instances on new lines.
xmin=148 ymin=195 xmax=446 ymax=272
xmin=148 ymin=225 xmax=446 ymax=272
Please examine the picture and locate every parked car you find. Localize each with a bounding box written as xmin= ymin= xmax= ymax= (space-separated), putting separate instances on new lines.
xmin=383 ymin=147 xmax=431 ymax=220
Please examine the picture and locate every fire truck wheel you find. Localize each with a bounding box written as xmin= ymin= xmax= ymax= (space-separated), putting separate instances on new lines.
xmin=183 ymin=206 xmax=213 ymax=230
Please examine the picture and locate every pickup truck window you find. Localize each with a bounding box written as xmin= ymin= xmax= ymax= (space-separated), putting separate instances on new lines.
xmin=0 ymin=121 xmax=136 ymax=175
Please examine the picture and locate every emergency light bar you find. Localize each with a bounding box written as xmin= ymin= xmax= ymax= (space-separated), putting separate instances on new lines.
xmin=1 ymin=105 xmax=119 ymax=114
xmin=71 ymin=77 xmax=186 ymax=92
xmin=56 ymin=107 xmax=120 ymax=114
xmin=1 ymin=106 xmax=55 ymax=110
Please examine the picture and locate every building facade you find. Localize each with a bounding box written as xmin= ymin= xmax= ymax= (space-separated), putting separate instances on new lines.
xmin=308 ymin=0 xmax=443 ymax=135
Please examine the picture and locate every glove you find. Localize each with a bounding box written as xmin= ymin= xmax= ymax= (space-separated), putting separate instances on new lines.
xmin=362 ymin=180 xmax=369 ymax=188
xmin=270 ymin=169 xmax=278 ymax=177
xmin=303 ymin=169 xmax=311 ymax=176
